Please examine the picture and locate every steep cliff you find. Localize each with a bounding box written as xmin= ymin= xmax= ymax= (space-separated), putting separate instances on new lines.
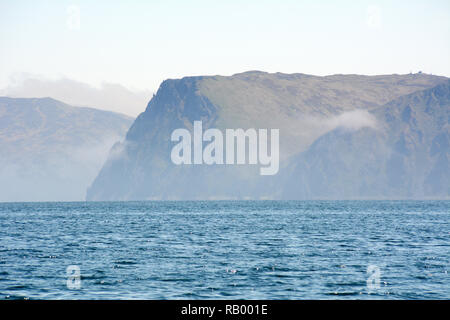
xmin=87 ymin=71 xmax=448 ymax=200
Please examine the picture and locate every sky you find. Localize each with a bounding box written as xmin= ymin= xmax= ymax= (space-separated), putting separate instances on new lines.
xmin=1 ymin=0 xmax=449 ymax=116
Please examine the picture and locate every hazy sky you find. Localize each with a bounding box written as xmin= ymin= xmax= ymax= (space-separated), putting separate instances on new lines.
xmin=1 ymin=0 xmax=449 ymax=114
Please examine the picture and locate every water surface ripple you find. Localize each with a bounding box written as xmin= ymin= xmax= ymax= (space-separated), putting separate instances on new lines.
xmin=0 ymin=201 xmax=448 ymax=299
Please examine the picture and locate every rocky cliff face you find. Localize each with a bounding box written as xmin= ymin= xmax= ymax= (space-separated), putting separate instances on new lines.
xmin=86 ymin=71 xmax=449 ymax=200
xmin=282 ymin=80 xmax=450 ymax=199
xmin=0 ymin=97 xmax=133 ymax=201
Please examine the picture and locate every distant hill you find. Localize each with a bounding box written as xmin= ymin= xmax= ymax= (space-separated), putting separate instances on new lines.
xmin=86 ymin=71 xmax=448 ymax=200
xmin=0 ymin=97 xmax=134 ymax=201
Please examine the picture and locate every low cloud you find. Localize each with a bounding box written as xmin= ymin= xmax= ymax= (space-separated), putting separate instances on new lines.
xmin=325 ymin=109 xmax=377 ymax=131
xmin=0 ymin=74 xmax=152 ymax=117
xmin=281 ymin=109 xmax=378 ymax=157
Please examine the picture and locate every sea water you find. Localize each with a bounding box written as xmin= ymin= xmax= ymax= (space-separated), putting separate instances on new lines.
xmin=0 ymin=200 xmax=448 ymax=299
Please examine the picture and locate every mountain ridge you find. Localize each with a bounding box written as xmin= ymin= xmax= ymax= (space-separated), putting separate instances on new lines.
xmin=0 ymin=96 xmax=134 ymax=201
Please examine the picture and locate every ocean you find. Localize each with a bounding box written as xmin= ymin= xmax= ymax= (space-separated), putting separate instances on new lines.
xmin=0 ymin=200 xmax=448 ymax=299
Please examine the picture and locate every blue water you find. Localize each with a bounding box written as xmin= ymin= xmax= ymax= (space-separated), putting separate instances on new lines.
xmin=0 ymin=201 xmax=449 ymax=299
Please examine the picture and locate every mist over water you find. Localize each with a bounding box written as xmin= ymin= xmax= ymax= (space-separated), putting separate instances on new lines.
xmin=0 ymin=136 xmax=124 ymax=202
xmin=0 ymin=201 xmax=448 ymax=299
